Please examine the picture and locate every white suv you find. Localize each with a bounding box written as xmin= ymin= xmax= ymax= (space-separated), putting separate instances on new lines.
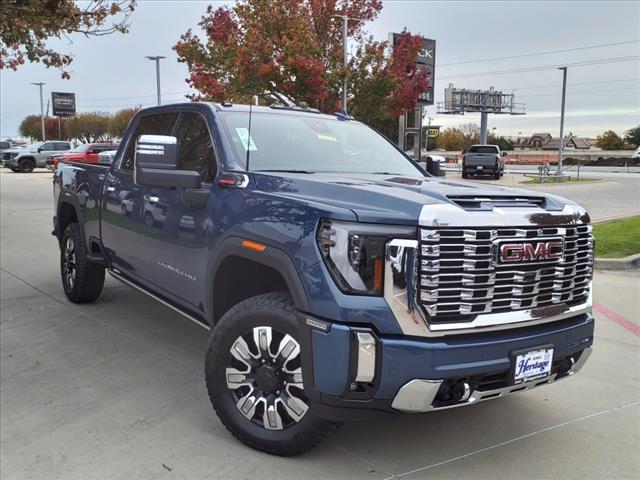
xmin=2 ymin=141 xmax=73 ymax=173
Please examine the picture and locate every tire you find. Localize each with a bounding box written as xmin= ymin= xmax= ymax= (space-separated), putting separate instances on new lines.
xmin=19 ymin=158 xmax=35 ymax=173
xmin=144 ymin=211 xmax=154 ymax=227
xmin=60 ymin=223 xmax=105 ymax=303
xmin=462 ymin=171 xmax=468 ymax=179
xmin=494 ymin=170 xmax=501 ymax=180
xmin=205 ymin=292 xmax=336 ymax=456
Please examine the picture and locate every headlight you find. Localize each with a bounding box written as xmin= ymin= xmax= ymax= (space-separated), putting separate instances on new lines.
xmin=317 ymin=219 xmax=415 ymax=295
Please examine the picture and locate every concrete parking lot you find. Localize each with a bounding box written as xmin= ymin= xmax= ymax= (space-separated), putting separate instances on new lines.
xmin=1 ymin=169 xmax=639 ymax=479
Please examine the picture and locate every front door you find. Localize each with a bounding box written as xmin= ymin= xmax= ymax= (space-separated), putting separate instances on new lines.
xmin=100 ymin=112 xmax=179 ymax=278
xmin=137 ymin=110 xmax=218 ymax=309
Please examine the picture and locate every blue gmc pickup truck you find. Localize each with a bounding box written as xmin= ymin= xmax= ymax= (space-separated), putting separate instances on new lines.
xmin=53 ymin=103 xmax=594 ymax=455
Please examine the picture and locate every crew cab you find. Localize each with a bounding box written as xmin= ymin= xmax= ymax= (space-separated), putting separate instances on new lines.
xmin=45 ymin=143 xmax=118 ymax=172
xmin=3 ymin=141 xmax=72 ymax=172
xmin=462 ymin=144 xmax=505 ymax=179
xmin=53 ymin=103 xmax=594 ymax=456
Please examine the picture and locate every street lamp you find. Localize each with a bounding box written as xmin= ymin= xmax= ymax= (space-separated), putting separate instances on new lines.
xmin=146 ymin=56 xmax=166 ymax=106
xmin=332 ymin=15 xmax=362 ymax=114
xmin=557 ymin=66 xmax=568 ymax=174
xmin=31 ymin=82 xmax=46 ymax=140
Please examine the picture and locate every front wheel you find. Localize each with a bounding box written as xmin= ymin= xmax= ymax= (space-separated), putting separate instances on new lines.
xmin=205 ymin=293 xmax=335 ymax=456
xmin=19 ymin=159 xmax=35 ymax=173
xmin=60 ymin=223 xmax=105 ymax=303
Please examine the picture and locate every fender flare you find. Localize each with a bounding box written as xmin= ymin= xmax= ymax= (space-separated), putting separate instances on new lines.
xmin=56 ymin=193 xmax=89 ymax=252
xmin=206 ymin=236 xmax=310 ymax=321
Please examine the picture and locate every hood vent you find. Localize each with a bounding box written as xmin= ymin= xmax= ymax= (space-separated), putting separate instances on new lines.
xmin=447 ymin=195 xmax=547 ymax=211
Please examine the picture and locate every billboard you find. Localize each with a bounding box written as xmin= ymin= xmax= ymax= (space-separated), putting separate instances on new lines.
xmin=51 ymin=92 xmax=76 ymax=117
xmin=390 ymin=34 xmax=436 ymax=106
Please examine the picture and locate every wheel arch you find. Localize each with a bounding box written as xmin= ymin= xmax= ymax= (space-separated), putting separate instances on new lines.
xmin=56 ymin=195 xmax=88 ymax=251
xmin=207 ymin=237 xmax=310 ymax=325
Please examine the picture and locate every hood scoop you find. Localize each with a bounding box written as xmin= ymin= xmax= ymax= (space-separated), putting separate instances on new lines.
xmin=447 ymin=195 xmax=550 ymax=211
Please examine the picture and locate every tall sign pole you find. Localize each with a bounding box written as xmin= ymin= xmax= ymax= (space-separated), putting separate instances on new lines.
xmin=557 ymin=67 xmax=568 ymax=174
xmin=146 ymin=56 xmax=166 ymax=106
xmin=31 ymin=82 xmax=46 ymax=140
xmin=333 ymin=15 xmax=362 ymax=114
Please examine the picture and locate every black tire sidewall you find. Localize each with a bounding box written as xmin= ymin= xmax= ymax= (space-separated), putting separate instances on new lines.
xmin=59 ymin=223 xmax=105 ymax=302
xmin=206 ymin=294 xmax=331 ymax=455
xmin=20 ymin=159 xmax=35 ymax=173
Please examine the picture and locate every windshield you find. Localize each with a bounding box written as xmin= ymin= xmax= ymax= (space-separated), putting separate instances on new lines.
xmin=469 ymin=145 xmax=499 ymax=154
xmin=27 ymin=142 xmax=44 ymax=150
xmin=74 ymin=144 xmax=91 ymax=152
xmin=219 ymin=112 xmax=423 ymax=176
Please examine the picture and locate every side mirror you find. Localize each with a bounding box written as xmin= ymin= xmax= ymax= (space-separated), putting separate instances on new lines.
xmin=501 ymin=151 xmax=507 ymax=157
xmin=134 ymin=135 xmax=201 ymax=188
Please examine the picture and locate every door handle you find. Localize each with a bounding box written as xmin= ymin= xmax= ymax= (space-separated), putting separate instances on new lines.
xmin=106 ymin=186 xmax=116 ymax=192
xmin=144 ymin=194 xmax=159 ymax=203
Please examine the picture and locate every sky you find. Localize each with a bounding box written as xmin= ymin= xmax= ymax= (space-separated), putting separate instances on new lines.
xmin=1 ymin=0 xmax=639 ymax=141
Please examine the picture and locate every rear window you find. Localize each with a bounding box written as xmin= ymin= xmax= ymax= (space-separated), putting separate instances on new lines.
xmin=469 ymin=146 xmax=499 ymax=154
xmin=0 ymin=142 xmax=10 ymax=149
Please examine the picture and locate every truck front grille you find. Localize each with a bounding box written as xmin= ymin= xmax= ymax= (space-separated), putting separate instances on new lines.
xmin=419 ymin=225 xmax=593 ymax=324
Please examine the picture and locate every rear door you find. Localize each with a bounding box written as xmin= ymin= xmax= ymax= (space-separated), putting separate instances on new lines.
xmin=100 ymin=112 xmax=179 ymax=278
xmin=137 ymin=109 xmax=218 ymax=307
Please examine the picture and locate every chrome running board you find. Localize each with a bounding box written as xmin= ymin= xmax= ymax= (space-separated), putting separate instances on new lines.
xmin=108 ymin=269 xmax=210 ymax=331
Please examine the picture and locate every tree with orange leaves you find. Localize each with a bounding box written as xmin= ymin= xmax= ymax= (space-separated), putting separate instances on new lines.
xmin=174 ymin=0 xmax=428 ymax=136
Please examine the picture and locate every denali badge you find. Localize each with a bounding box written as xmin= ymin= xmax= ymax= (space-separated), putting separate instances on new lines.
xmin=493 ymin=238 xmax=564 ymax=264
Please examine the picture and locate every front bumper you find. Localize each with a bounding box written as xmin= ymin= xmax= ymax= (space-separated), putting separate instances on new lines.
xmin=305 ymin=312 xmax=594 ymax=416
xmin=2 ymin=159 xmax=19 ymax=168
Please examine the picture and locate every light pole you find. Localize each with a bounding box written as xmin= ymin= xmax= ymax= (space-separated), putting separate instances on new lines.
xmin=31 ymin=82 xmax=46 ymax=140
xmin=557 ymin=66 xmax=568 ymax=174
xmin=333 ymin=15 xmax=362 ymax=114
xmin=146 ymin=56 xmax=166 ymax=106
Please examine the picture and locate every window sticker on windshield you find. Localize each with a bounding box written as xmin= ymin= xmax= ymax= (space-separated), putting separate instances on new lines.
xmin=235 ymin=127 xmax=257 ymax=151
xmin=316 ymin=134 xmax=338 ymax=142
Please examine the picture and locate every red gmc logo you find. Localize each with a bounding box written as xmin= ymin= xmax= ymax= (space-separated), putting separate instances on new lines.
xmin=496 ymin=239 xmax=564 ymax=264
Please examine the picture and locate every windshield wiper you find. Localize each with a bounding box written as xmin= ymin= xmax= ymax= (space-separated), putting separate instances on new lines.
xmin=254 ymin=169 xmax=314 ymax=174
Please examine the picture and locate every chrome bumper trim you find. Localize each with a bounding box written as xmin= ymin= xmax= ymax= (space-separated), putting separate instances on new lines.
xmin=391 ymin=347 xmax=592 ymax=413
xmin=354 ymin=331 xmax=377 ymax=383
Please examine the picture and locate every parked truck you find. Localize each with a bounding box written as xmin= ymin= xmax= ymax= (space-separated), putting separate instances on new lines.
xmin=53 ymin=103 xmax=594 ymax=456
xmin=3 ymin=140 xmax=73 ymax=172
xmin=462 ymin=144 xmax=505 ymax=179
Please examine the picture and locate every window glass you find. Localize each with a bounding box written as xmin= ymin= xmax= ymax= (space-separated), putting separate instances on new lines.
xmin=174 ymin=112 xmax=217 ymax=183
xmin=469 ymin=146 xmax=499 ymax=154
xmin=218 ymin=112 xmax=422 ymax=176
xmin=54 ymin=142 xmax=71 ymax=151
xmin=0 ymin=142 xmax=10 ymax=149
xmin=40 ymin=142 xmax=53 ymax=151
xmin=121 ymin=113 xmax=178 ymax=169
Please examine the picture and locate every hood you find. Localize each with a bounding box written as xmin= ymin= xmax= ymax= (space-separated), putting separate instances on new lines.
xmin=253 ymin=172 xmax=576 ymax=225
xmin=3 ymin=147 xmax=30 ymax=154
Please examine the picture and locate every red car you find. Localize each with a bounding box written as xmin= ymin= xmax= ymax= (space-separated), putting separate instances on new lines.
xmin=46 ymin=143 xmax=118 ymax=171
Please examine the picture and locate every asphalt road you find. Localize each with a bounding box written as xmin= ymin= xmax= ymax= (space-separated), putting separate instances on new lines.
xmin=1 ymin=169 xmax=639 ymax=479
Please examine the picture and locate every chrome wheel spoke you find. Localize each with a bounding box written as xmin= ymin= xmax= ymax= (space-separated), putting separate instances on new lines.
xmin=230 ymin=336 xmax=255 ymax=368
xmin=263 ymin=399 xmax=284 ymax=430
xmin=252 ymin=326 xmax=273 ymax=358
xmin=225 ymin=367 xmax=251 ymax=390
xmin=286 ymin=367 xmax=304 ymax=388
xmin=236 ymin=387 xmax=260 ymax=420
xmin=279 ymin=390 xmax=308 ymax=422
xmin=276 ymin=334 xmax=300 ymax=367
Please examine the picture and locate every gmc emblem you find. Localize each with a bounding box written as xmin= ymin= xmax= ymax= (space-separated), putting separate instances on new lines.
xmin=494 ymin=238 xmax=564 ymax=264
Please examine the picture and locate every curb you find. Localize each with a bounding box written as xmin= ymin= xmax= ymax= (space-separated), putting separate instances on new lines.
xmin=594 ymin=253 xmax=640 ymax=271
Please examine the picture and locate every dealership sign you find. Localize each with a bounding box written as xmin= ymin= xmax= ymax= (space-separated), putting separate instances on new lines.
xmin=51 ymin=92 xmax=76 ymax=117
xmin=390 ymin=34 xmax=436 ymax=106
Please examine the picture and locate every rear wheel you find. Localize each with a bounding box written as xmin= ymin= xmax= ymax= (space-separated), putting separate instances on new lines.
xmin=205 ymin=293 xmax=335 ymax=456
xmin=19 ymin=158 xmax=35 ymax=173
xmin=60 ymin=223 xmax=105 ymax=303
